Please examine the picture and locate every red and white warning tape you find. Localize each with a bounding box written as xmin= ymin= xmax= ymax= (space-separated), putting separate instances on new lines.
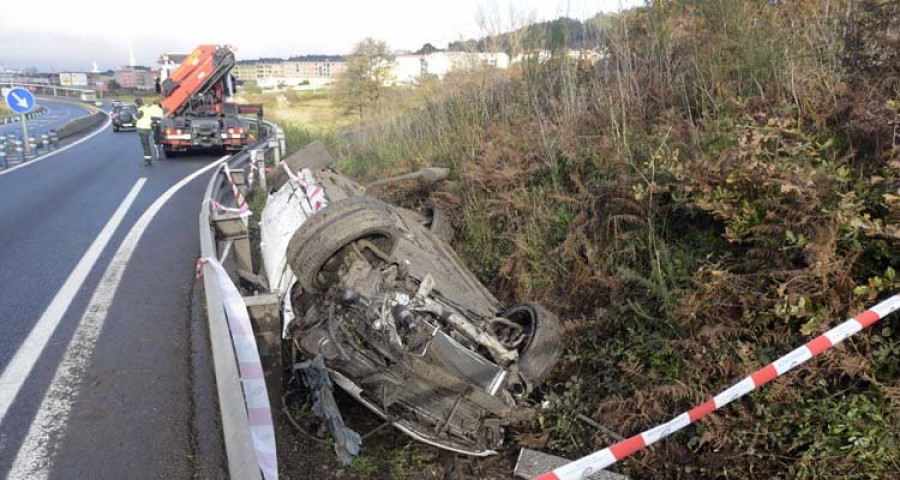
xmin=223 ymin=167 xmax=251 ymax=218
xmin=248 ymin=158 xmax=258 ymax=190
xmin=246 ymin=157 xmax=272 ymax=193
xmin=197 ymin=257 xmax=278 ymax=480
xmin=535 ymin=294 xmax=900 ymax=480
xmin=211 ymin=199 xmax=251 ymax=218
xmin=280 ymin=161 xmax=328 ymax=213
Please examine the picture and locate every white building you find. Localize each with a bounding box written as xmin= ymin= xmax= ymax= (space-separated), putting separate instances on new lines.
xmin=390 ymin=52 xmax=511 ymax=85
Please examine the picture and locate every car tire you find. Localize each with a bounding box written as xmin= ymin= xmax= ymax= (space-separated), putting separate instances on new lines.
xmin=286 ymin=197 xmax=400 ymax=293
xmin=421 ymin=202 xmax=453 ymax=243
xmin=113 ymin=126 xmax=119 ymax=132
xmin=501 ymin=303 xmax=562 ymax=386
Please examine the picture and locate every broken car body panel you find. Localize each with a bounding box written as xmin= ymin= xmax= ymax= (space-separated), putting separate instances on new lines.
xmin=257 ymin=144 xmax=561 ymax=457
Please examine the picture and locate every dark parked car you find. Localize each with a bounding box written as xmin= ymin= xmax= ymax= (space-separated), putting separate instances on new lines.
xmin=259 ymin=143 xmax=563 ymax=456
xmin=110 ymin=104 xmax=138 ymax=132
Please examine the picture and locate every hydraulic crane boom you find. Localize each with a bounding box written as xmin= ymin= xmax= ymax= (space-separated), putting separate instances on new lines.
xmin=161 ymin=45 xmax=236 ymax=117
xmin=156 ymin=44 xmax=262 ymax=154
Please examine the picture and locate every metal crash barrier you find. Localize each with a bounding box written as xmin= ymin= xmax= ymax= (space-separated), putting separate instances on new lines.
xmin=198 ymin=120 xmax=284 ymax=480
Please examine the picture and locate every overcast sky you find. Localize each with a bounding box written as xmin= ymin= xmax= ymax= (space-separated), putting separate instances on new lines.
xmin=1 ymin=0 xmax=643 ymax=71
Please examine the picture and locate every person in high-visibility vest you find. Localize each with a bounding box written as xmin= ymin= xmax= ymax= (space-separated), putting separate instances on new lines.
xmin=134 ymin=98 xmax=164 ymax=166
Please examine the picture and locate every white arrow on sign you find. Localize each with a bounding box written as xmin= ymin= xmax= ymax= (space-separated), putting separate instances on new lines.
xmin=10 ymin=91 xmax=29 ymax=108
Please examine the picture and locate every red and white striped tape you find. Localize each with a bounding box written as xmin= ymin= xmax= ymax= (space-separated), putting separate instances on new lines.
xmin=197 ymin=257 xmax=278 ymax=480
xmin=224 ymin=167 xmax=251 ymax=218
xmin=536 ymin=294 xmax=900 ymax=480
xmin=195 ymin=258 xmax=206 ymax=280
xmin=280 ymin=161 xmax=328 ymax=213
xmin=248 ymin=158 xmax=258 ymax=190
xmin=211 ymin=199 xmax=251 ymax=218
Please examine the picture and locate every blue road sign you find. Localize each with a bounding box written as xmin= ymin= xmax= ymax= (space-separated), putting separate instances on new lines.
xmin=5 ymin=87 xmax=35 ymax=114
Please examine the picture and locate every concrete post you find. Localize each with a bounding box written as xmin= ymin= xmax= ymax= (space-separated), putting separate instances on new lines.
xmin=15 ymin=140 xmax=25 ymax=163
xmin=28 ymin=137 xmax=37 ymax=157
xmin=41 ymin=134 xmax=49 ymax=153
xmin=49 ymin=130 xmax=59 ymax=150
xmin=0 ymin=143 xmax=7 ymax=169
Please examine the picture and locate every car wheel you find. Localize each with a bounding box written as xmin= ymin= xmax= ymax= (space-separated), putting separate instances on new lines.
xmin=500 ymin=303 xmax=562 ymax=386
xmin=286 ymin=197 xmax=399 ymax=293
xmin=420 ymin=202 xmax=453 ymax=243
xmin=113 ymin=126 xmax=119 ymax=132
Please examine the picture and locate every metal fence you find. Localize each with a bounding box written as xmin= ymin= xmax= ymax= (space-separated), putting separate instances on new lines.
xmin=198 ymin=120 xmax=285 ymax=480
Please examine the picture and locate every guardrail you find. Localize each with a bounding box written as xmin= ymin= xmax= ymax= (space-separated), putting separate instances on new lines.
xmin=0 ymin=82 xmax=97 ymax=99
xmin=198 ymin=121 xmax=285 ymax=480
xmin=0 ymin=100 xmax=105 ymax=169
xmin=0 ymin=105 xmax=47 ymax=125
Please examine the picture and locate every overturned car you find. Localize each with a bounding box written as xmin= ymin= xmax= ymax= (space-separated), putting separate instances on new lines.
xmin=257 ymin=142 xmax=562 ymax=456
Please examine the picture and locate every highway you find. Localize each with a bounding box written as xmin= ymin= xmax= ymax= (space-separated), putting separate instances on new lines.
xmin=0 ymin=118 xmax=223 ymax=478
xmin=0 ymin=97 xmax=90 ymax=138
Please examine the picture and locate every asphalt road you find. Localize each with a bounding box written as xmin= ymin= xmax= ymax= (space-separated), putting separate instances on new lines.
xmin=0 ymin=97 xmax=90 ymax=138
xmin=0 ymin=119 xmax=223 ymax=478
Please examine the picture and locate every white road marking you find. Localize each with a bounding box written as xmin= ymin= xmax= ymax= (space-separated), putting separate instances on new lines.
xmin=9 ymin=155 xmax=231 ymax=479
xmin=0 ymin=178 xmax=146 ymax=424
xmin=0 ymin=116 xmax=111 ymax=177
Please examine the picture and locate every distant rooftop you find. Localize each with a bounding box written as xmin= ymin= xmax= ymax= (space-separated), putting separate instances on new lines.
xmin=286 ymin=55 xmax=345 ymax=62
xmin=236 ymin=55 xmax=345 ymax=65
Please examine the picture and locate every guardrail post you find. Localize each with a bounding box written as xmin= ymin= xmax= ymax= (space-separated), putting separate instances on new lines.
xmin=228 ymin=168 xmax=248 ymax=199
xmin=243 ymin=294 xmax=283 ymax=406
xmin=211 ymin=215 xmax=254 ymax=284
xmin=276 ymin=128 xmax=285 ymax=155
xmin=268 ymin=138 xmax=281 ymax=165
xmin=250 ymin=149 xmax=266 ymax=192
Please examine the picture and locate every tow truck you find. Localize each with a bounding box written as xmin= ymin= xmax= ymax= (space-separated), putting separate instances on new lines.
xmin=157 ymin=45 xmax=263 ymax=154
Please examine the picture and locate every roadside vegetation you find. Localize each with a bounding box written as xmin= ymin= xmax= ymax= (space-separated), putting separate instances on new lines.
xmin=269 ymin=1 xmax=900 ymax=477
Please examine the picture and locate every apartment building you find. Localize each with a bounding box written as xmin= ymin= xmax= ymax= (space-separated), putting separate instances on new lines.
xmin=233 ymin=56 xmax=346 ymax=88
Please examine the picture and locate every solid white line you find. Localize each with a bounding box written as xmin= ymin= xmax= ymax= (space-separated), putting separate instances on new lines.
xmin=0 ymin=115 xmax=111 ymax=177
xmin=9 ymin=155 xmax=231 ymax=479
xmin=0 ymin=178 xmax=146 ymax=422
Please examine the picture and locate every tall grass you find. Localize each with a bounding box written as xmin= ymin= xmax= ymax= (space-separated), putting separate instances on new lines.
xmin=329 ymin=1 xmax=900 ymax=477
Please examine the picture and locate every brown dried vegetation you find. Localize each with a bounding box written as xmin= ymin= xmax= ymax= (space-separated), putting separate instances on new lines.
xmin=333 ymin=0 xmax=900 ymax=477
